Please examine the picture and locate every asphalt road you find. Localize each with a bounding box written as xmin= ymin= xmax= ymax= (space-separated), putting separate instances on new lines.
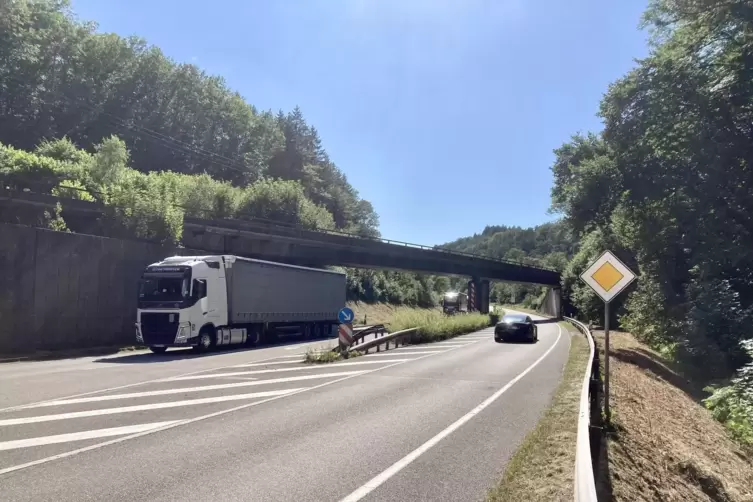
xmin=0 ymin=311 xmax=570 ymax=502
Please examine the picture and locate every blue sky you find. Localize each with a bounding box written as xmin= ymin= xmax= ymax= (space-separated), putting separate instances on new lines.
xmin=71 ymin=0 xmax=649 ymax=246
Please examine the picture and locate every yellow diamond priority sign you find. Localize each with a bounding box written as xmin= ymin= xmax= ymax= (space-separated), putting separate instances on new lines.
xmin=581 ymin=251 xmax=635 ymax=303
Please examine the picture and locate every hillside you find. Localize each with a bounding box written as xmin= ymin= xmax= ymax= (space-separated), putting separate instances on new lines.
xmin=595 ymin=330 xmax=753 ymax=501
xmin=0 ymin=0 xmax=377 ymax=237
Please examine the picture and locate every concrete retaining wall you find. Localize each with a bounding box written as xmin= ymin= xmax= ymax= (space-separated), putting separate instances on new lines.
xmin=0 ymin=224 xmax=192 ymax=354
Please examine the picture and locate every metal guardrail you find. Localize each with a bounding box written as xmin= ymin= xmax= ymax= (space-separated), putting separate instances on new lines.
xmin=351 ymin=325 xmax=387 ymax=347
xmin=348 ymin=328 xmax=418 ymax=354
xmin=564 ymin=316 xmax=598 ymax=502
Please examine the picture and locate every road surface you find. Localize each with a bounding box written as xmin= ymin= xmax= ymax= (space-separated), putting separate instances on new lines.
xmin=0 ymin=312 xmax=570 ymax=501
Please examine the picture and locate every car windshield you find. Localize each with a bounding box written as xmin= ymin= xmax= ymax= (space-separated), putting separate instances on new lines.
xmin=138 ymin=276 xmax=188 ymax=302
xmin=503 ymin=314 xmax=528 ymax=323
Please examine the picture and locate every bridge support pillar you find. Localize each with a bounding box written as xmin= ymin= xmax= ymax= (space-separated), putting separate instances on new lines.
xmin=478 ymin=279 xmax=490 ymax=314
xmin=538 ymin=287 xmax=563 ymax=319
xmin=467 ymin=279 xmax=477 ymax=312
xmin=467 ymin=278 xmax=490 ymax=314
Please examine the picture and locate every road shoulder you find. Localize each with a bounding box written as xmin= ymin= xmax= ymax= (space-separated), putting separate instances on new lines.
xmin=485 ymin=321 xmax=587 ymax=501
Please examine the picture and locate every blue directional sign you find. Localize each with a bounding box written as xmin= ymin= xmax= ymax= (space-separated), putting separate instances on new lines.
xmin=338 ymin=307 xmax=354 ymax=324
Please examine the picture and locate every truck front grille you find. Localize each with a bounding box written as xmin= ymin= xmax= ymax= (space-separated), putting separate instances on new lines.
xmin=140 ymin=312 xmax=178 ymax=345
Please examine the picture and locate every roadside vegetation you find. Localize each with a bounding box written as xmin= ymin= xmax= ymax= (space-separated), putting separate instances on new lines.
xmin=389 ymin=309 xmax=491 ymax=344
xmin=303 ymin=348 xmax=363 ymax=364
xmin=549 ymin=0 xmax=753 ymax=443
xmin=594 ymin=330 xmax=753 ymax=501
xmin=486 ymin=322 xmax=589 ymax=502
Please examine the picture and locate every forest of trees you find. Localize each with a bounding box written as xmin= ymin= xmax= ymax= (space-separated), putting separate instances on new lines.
xmin=0 ymin=0 xmax=378 ymax=237
xmin=552 ymin=0 xmax=753 ymax=438
xmin=442 ymin=222 xmax=577 ymax=306
xmin=0 ymin=0 xmax=474 ymax=309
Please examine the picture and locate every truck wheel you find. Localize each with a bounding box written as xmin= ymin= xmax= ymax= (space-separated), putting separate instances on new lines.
xmin=313 ymin=323 xmax=322 ymax=339
xmin=193 ymin=328 xmax=215 ymax=353
xmin=149 ymin=346 xmax=167 ymax=354
xmin=245 ymin=327 xmax=261 ymax=347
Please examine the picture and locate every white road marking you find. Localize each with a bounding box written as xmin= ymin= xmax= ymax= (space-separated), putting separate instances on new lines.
xmin=1 ymin=352 xmax=321 ymax=413
xmin=21 ymin=372 xmax=368 ymax=408
xmin=230 ymin=360 xmax=300 ymax=368
xmin=396 ymin=345 xmax=468 ymax=350
xmin=0 ymin=334 xmax=485 ymax=476
xmin=0 ymin=421 xmax=180 ymax=451
xmin=365 ymin=351 xmax=442 ymax=357
xmin=338 ymin=325 xmax=564 ymax=502
xmin=0 ymin=388 xmax=305 ymax=426
xmin=165 ymin=359 xmax=414 ymax=381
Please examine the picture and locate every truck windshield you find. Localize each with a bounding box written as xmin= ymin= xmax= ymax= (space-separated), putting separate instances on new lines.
xmin=138 ymin=277 xmax=188 ymax=302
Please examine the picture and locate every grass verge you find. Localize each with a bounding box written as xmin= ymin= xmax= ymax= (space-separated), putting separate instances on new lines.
xmin=347 ymin=302 xmax=494 ymax=344
xmin=303 ymin=347 xmax=363 ymax=364
xmin=593 ymin=330 xmax=753 ymax=502
xmin=390 ymin=309 xmax=491 ymax=343
xmin=486 ymin=321 xmax=589 ymax=502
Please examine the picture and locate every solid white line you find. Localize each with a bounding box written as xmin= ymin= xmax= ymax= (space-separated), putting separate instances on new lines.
xmin=23 ymin=372 xmax=367 ymax=408
xmin=365 ymin=351 xmax=442 ymax=357
xmin=230 ymin=360 xmax=300 ymax=368
xmin=396 ymin=345 xmax=467 ymax=350
xmin=338 ymin=325 xmax=564 ymax=502
xmin=165 ymin=359 xmax=413 ymax=381
xmin=0 ymin=334 xmax=486 ymax=476
xmin=0 ymin=389 xmax=304 ymax=426
xmin=0 ymin=421 xmax=180 ymax=451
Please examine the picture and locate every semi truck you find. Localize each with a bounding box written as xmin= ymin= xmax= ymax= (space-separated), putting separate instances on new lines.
xmin=442 ymin=291 xmax=469 ymax=315
xmin=135 ymin=255 xmax=346 ymax=353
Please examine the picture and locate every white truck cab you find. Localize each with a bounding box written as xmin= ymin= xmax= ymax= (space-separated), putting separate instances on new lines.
xmin=136 ymin=255 xmax=231 ymax=353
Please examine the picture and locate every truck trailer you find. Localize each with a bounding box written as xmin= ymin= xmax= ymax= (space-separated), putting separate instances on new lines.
xmin=135 ymin=255 xmax=346 ymax=353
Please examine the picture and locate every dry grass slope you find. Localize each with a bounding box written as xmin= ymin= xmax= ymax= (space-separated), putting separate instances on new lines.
xmin=595 ymin=331 xmax=753 ymax=502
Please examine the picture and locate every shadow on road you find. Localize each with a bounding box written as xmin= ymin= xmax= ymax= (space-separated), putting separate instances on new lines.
xmin=93 ymin=336 xmax=337 ymax=364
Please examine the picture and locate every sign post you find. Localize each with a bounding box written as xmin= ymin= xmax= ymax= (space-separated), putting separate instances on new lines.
xmin=337 ymin=307 xmax=355 ymax=352
xmin=580 ymin=251 xmax=636 ymax=422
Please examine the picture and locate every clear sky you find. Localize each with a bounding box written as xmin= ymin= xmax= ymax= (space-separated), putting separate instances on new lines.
xmin=71 ymin=0 xmax=649 ymax=246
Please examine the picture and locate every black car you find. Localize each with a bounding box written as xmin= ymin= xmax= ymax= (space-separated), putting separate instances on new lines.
xmin=494 ymin=314 xmax=538 ymax=343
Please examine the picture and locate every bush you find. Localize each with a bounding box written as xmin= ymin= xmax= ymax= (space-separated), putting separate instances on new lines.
xmin=703 ymin=339 xmax=753 ymax=445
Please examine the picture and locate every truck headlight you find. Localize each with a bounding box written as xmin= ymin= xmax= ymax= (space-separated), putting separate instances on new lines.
xmin=175 ymin=322 xmax=191 ymax=342
xmin=135 ymin=323 xmax=143 ymax=343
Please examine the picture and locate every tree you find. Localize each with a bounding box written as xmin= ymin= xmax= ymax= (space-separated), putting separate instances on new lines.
xmin=550 ymin=0 xmax=753 ymax=379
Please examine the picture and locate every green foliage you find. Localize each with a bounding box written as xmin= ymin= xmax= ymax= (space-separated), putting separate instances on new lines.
xmin=703 ymin=340 xmax=753 ymax=445
xmin=240 ymin=179 xmax=335 ymax=230
xmin=52 ymin=179 xmax=94 ymax=201
xmin=90 ymin=136 xmax=128 ymax=187
xmin=1 ymin=136 xmax=347 ymax=244
xmin=0 ymin=142 xmax=69 ymax=189
xmin=35 ymin=137 xmax=91 ymax=165
xmin=44 ymin=202 xmax=69 ymax=232
xmin=344 ymin=268 xmax=441 ymax=308
xmin=444 ymin=221 xmax=578 ymax=306
xmin=550 ymin=0 xmax=753 ymax=380
xmin=303 ymin=348 xmax=342 ymax=364
xmin=0 ymin=0 xmax=377 ymax=237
